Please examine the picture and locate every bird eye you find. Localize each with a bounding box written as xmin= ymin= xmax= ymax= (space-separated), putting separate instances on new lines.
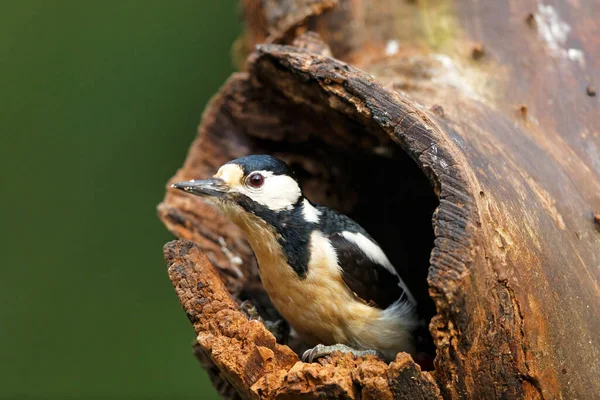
xmin=248 ymin=173 xmax=264 ymax=188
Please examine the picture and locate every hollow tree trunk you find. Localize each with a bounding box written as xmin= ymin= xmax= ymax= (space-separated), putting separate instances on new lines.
xmin=158 ymin=1 xmax=600 ymax=399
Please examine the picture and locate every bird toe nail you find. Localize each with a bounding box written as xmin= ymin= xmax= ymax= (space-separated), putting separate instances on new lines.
xmin=301 ymin=349 xmax=311 ymax=363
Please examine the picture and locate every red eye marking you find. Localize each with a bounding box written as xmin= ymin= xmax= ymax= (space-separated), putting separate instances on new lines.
xmin=248 ymin=173 xmax=264 ymax=188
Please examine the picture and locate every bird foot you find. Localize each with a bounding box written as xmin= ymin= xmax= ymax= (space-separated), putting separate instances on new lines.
xmin=239 ymin=300 xmax=262 ymax=321
xmin=238 ymin=300 xmax=288 ymax=342
xmin=301 ymin=344 xmax=381 ymax=363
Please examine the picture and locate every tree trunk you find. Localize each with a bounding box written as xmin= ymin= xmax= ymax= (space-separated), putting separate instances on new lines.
xmin=158 ymin=1 xmax=600 ymax=399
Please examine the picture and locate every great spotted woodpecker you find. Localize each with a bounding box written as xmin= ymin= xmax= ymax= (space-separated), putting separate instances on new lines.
xmin=172 ymin=155 xmax=419 ymax=362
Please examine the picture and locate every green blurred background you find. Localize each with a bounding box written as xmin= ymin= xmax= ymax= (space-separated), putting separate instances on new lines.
xmin=1 ymin=1 xmax=241 ymax=398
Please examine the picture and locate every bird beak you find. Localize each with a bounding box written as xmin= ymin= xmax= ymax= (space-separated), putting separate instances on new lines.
xmin=171 ymin=178 xmax=229 ymax=198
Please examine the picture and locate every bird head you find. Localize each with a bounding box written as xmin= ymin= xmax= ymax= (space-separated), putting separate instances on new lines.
xmin=172 ymin=155 xmax=305 ymax=226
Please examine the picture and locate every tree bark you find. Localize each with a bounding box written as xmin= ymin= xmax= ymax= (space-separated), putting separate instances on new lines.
xmin=158 ymin=1 xmax=600 ymax=399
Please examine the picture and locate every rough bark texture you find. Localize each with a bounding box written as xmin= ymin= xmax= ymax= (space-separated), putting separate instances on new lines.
xmin=165 ymin=240 xmax=440 ymax=399
xmin=158 ymin=1 xmax=600 ymax=399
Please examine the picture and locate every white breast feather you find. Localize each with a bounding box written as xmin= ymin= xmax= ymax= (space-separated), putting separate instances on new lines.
xmin=308 ymin=230 xmax=341 ymax=276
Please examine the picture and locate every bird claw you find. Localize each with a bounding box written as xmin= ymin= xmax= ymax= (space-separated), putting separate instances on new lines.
xmin=239 ymin=300 xmax=289 ymax=343
xmin=301 ymin=344 xmax=381 ymax=363
xmin=239 ymin=300 xmax=262 ymax=321
xmin=301 ymin=345 xmax=321 ymax=363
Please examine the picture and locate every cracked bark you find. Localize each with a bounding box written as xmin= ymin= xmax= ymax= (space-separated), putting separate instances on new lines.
xmin=158 ymin=1 xmax=600 ymax=399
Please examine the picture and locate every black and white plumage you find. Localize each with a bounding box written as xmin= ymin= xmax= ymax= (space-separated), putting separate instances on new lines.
xmin=172 ymin=155 xmax=419 ymax=361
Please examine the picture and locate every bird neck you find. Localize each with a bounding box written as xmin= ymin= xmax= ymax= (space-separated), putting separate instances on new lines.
xmin=220 ymin=198 xmax=313 ymax=278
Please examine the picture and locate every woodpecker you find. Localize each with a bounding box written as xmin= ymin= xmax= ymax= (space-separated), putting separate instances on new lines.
xmin=172 ymin=155 xmax=419 ymax=362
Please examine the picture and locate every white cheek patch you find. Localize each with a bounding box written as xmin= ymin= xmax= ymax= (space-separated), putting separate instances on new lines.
xmin=237 ymin=170 xmax=301 ymax=211
xmin=302 ymin=199 xmax=321 ymax=223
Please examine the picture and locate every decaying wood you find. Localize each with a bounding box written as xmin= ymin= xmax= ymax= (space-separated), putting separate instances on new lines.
xmin=165 ymin=240 xmax=440 ymax=399
xmin=159 ymin=0 xmax=599 ymax=398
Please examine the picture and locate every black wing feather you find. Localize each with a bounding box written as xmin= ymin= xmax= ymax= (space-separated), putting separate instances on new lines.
xmin=328 ymin=233 xmax=405 ymax=309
